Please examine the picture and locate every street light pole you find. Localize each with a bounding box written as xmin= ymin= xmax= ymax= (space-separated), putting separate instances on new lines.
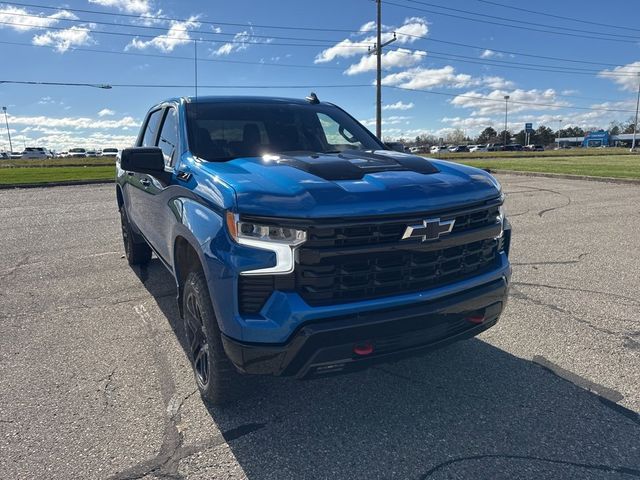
xmin=376 ymin=0 xmax=382 ymax=140
xmin=632 ymin=73 xmax=640 ymax=152
xmin=503 ymin=95 xmax=510 ymax=147
xmin=2 ymin=106 xmax=12 ymax=154
xmin=557 ymin=119 xmax=562 ymax=149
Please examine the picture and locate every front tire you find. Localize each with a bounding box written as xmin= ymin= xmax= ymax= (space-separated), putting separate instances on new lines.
xmin=120 ymin=207 xmax=152 ymax=266
xmin=183 ymin=270 xmax=246 ymax=405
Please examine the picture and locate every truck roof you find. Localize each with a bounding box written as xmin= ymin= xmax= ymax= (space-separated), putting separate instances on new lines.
xmin=163 ymin=95 xmax=328 ymax=106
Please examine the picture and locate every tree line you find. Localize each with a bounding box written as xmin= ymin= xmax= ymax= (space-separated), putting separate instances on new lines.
xmin=391 ymin=119 xmax=639 ymax=147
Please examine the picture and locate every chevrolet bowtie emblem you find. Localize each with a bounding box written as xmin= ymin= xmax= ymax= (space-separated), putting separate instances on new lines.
xmin=402 ymin=218 xmax=455 ymax=242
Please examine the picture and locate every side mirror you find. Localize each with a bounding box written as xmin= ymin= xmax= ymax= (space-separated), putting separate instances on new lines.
xmin=120 ymin=147 xmax=171 ymax=183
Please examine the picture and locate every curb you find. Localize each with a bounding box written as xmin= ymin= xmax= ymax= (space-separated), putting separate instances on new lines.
xmin=485 ymin=169 xmax=640 ymax=185
xmin=0 ymin=179 xmax=114 ymax=190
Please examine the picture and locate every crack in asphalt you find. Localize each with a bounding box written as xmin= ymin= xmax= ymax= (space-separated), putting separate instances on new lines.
xmin=509 ymin=286 xmax=639 ymax=345
xmin=512 ymin=253 xmax=589 ymax=267
xmin=99 ymin=368 xmax=117 ymax=411
xmin=107 ymin=304 xmax=265 ymax=480
xmin=512 ymin=281 xmax=640 ymax=307
xmin=505 ymin=184 xmax=572 ymax=217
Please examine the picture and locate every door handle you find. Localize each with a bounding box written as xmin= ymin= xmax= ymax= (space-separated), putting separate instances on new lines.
xmin=140 ymin=178 xmax=151 ymax=187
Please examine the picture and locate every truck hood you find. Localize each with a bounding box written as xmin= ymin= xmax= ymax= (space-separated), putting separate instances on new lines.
xmin=199 ymin=150 xmax=501 ymax=218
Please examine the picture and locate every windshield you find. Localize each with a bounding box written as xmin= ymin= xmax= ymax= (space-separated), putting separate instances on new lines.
xmin=70 ymin=148 xmax=85 ymax=152
xmin=103 ymin=148 xmax=117 ymax=153
xmin=186 ymin=102 xmax=382 ymax=161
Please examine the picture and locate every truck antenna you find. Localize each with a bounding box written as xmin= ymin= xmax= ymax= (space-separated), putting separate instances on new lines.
xmin=306 ymin=92 xmax=319 ymax=104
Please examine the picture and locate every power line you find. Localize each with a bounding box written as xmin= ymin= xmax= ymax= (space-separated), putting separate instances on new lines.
xmin=0 ymin=19 xmax=374 ymax=50
xmin=1 ymin=78 xmax=635 ymax=113
xmin=0 ymin=9 xmax=366 ymax=46
xmin=3 ymin=2 xmax=638 ymax=74
xmin=476 ymin=0 xmax=640 ymax=34
xmin=3 ymin=17 xmax=640 ymax=79
xmin=396 ymin=0 xmax=640 ymax=40
xmin=383 ymin=0 xmax=640 ymax=44
xmin=0 ymin=40 xmax=343 ymax=71
xmin=1 ymin=1 xmax=373 ymax=35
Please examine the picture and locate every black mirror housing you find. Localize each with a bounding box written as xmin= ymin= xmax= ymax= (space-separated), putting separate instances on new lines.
xmin=120 ymin=147 xmax=171 ymax=183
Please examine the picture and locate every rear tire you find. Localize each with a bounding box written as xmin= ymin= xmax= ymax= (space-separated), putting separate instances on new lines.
xmin=183 ymin=270 xmax=247 ymax=405
xmin=120 ymin=207 xmax=152 ymax=266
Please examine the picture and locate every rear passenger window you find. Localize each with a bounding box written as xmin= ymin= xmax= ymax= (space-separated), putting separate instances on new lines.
xmin=141 ymin=109 xmax=163 ymax=147
xmin=158 ymin=108 xmax=179 ymax=167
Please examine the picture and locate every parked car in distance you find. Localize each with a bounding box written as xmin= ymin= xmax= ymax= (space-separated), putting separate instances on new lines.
xmin=486 ymin=143 xmax=501 ymax=152
xmin=57 ymin=151 xmax=69 ymax=158
xmin=117 ymin=95 xmax=511 ymax=405
xmin=102 ymin=147 xmax=119 ymax=157
xmin=469 ymin=145 xmax=488 ymax=153
xmin=21 ymin=147 xmax=51 ymax=159
xmin=69 ymin=148 xmax=87 ymax=158
xmin=10 ymin=151 xmax=23 ymax=159
xmin=525 ymin=144 xmax=544 ymax=151
xmin=429 ymin=145 xmax=445 ymax=154
xmin=0 ymin=151 xmax=9 ymax=159
xmin=410 ymin=145 xmax=428 ymax=154
xmin=86 ymin=150 xmax=97 ymax=157
xmin=449 ymin=145 xmax=469 ymax=153
xmin=502 ymin=144 xmax=523 ymax=152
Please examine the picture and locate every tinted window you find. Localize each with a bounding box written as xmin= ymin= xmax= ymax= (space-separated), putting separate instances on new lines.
xmin=186 ymin=102 xmax=381 ymax=161
xmin=142 ymin=109 xmax=163 ymax=147
xmin=158 ymin=108 xmax=179 ymax=167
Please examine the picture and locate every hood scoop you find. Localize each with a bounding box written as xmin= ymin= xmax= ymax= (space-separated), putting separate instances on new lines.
xmin=266 ymin=150 xmax=439 ymax=181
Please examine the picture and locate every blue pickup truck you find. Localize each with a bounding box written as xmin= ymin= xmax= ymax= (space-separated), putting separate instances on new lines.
xmin=117 ymin=95 xmax=511 ymax=404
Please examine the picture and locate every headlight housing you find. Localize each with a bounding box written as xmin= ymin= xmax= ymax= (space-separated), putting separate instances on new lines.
xmin=226 ymin=212 xmax=307 ymax=275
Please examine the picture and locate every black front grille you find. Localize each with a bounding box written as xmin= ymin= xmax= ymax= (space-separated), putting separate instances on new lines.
xmin=237 ymin=199 xmax=504 ymax=313
xmin=304 ymin=204 xmax=500 ymax=248
xmin=296 ymin=238 xmax=500 ymax=306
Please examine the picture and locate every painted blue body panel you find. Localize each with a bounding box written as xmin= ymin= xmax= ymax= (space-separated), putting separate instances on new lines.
xmin=117 ymin=96 xmax=509 ymax=346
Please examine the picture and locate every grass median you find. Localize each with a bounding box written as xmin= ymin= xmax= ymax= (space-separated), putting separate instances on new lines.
xmin=452 ymin=155 xmax=640 ymax=180
xmin=0 ymin=165 xmax=115 ymax=185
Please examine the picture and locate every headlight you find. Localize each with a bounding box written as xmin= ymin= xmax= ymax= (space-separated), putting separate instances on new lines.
xmin=226 ymin=212 xmax=307 ymax=275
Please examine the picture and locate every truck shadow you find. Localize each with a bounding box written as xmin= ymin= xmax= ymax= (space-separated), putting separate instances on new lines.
xmin=139 ymin=259 xmax=640 ymax=480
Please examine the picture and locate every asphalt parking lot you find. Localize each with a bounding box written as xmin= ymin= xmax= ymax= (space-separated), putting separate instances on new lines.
xmin=1 ymin=174 xmax=639 ymax=479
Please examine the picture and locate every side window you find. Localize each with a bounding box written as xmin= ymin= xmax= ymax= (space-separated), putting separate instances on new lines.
xmin=141 ymin=109 xmax=163 ymax=147
xmin=158 ymin=108 xmax=179 ymax=167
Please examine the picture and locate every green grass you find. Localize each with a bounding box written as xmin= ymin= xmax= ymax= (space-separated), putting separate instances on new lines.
xmin=428 ymin=147 xmax=634 ymax=161
xmin=0 ymin=165 xmax=115 ymax=185
xmin=3 ymin=156 xmax=114 ymax=168
xmin=453 ymin=155 xmax=640 ymax=179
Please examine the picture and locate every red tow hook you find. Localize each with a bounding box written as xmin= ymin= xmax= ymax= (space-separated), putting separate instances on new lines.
xmin=466 ymin=314 xmax=485 ymax=324
xmin=353 ymin=342 xmax=374 ymax=356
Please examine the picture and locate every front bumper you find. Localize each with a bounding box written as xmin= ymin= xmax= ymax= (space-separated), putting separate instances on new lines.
xmin=221 ymin=276 xmax=508 ymax=378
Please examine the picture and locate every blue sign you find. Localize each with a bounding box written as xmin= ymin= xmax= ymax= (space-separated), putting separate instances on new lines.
xmin=582 ymin=130 xmax=610 ymax=148
xmin=525 ymin=123 xmax=533 ymax=133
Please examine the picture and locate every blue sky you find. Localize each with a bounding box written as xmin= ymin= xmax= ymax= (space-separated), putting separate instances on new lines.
xmin=1 ymin=0 xmax=640 ymax=151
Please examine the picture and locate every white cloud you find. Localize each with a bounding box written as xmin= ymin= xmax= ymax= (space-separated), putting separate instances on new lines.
xmin=6 ymin=114 xmax=139 ymax=130
xmin=98 ymin=108 xmax=115 ymax=117
xmin=450 ymin=88 xmax=569 ymax=116
xmin=345 ymin=48 xmax=425 ymax=75
xmin=88 ymin=0 xmax=152 ymax=14
xmin=382 ymin=66 xmax=475 ymax=90
xmin=480 ymin=49 xmax=503 ymax=59
xmin=126 ymin=16 xmax=200 ymax=53
xmin=383 ymin=101 xmax=414 ymax=111
xmin=315 ymin=17 xmax=428 ymax=64
xmin=441 ymin=116 xmax=496 ymax=131
xmin=213 ymin=30 xmax=251 ymax=56
xmin=0 ymin=6 xmax=77 ymax=32
xmin=598 ymin=61 xmax=640 ymax=91
xmin=481 ymin=76 xmax=515 ymax=89
xmin=32 ymin=26 xmax=94 ymax=53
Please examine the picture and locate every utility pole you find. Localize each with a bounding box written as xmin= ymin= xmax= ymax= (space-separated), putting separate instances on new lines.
xmin=503 ymin=95 xmax=510 ymax=147
xmin=632 ymin=73 xmax=640 ymax=152
xmin=373 ymin=0 xmax=396 ymax=140
xmin=2 ymin=106 xmax=12 ymax=153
